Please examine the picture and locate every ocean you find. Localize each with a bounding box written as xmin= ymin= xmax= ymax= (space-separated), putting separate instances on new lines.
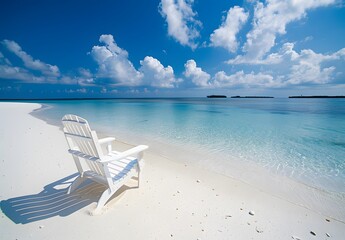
xmin=31 ymin=98 xmax=345 ymax=217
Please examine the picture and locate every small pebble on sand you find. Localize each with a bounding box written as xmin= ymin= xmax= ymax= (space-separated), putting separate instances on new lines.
xmin=249 ymin=210 xmax=255 ymax=216
xmin=310 ymin=231 xmax=316 ymax=236
xmin=256 ymin=226 xmax=263 ymax=233
xmin=326 ymin=233 xmax=331 ymax=237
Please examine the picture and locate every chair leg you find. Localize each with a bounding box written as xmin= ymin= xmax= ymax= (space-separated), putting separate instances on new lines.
xmin=67 ymin=175 xmax=86 ymax=194
xmin=94 ymin=188 xmax=114 ymax=214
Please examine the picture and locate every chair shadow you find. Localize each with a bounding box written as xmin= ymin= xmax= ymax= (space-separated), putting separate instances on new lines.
xmin=1 ymin=173 xmax=106 ymax=224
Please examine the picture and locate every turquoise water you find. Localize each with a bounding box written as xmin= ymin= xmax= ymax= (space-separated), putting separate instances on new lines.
xmin=33 ymin=98 xmax=345 ymax=196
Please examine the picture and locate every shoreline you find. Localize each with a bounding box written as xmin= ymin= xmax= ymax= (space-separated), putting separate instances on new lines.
xmin=1 ymin=102 xmax=345 ymax=239
xmin=108 ymin=132 xmax=345 ymax=223
xmin=32 ymin=102 xmax=345 ymax=222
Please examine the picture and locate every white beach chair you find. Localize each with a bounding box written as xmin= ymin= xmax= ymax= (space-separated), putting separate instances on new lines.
xmin=62 ymin=114 xmax=148 ymax=214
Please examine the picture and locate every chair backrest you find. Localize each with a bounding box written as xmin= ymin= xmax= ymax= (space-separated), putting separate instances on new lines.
xmin=62 ymin=114 xmax=106 ymax=176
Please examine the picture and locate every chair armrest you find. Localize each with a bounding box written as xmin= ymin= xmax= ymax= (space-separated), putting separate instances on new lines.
xmin=98 ymin=137 xmax=115 ymax=144
xmin=101 ymin=145 xmax=149 ymax=163
xmin=98 ymin=137 xmax=115 ymax=153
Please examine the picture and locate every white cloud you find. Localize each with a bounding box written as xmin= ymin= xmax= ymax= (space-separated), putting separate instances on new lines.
xmin=91 ymin=34 xmax=143 ymax=86
xmin=0 ymin=40 xmax=93 ymax=85
xmin=79 ymin=68 xmax=93 ymax=78
xmin=241 ymin=0 xmax=335 ymax=61
xmin=183 ymin=59 xmax=211 ymax=87
xmin=229 ymin=42 xmax=345 ymax=85
xmin=2 ymin=40 xmax=60 ymax=77
xmin=64 ymin=88 xmax=88 ymax=94
xmin=229 ymin=41 xmax=344 ymax=66
xmin=228 ymin=42 xmax=299 ymax=65
xmin=210 ymin=6 xmax=249 ymax=53
xmin=77 ymin=88 xmax=87 ymax=93
xmin=287 ymin=62 xmax=335 ymax=85
xmin=213 ymin=70 xmax=279 ymax=88
xmin=334 ymin=48 xmax=345 ymax=59
xmin=185 ymin=40 xmax=344 ymax=89
xmin=99 ymin=34 xmax=128 ymax=56
xmin=0 ymin=51 xmax=11 ymax=65
xmin=0 ymin=42 xmax=54 ymax=83
xmin=76 ymin=68 xmax=95 ymax=85
xmin=159 ymin=0 xmax=201 ymax=49
xmin=0 ymin=64 xmax=39 ymax=82
xmin=285 ymin=46 xmax=344 ymax=85
xmin=302 ymin=36 xmax=314 ymax=43
xmin=140 ymin=56 xmax=180 ymax=88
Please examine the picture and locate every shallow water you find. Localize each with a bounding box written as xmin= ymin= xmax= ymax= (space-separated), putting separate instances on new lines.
xmin=31 ymin=98 xmax=345 ymax=197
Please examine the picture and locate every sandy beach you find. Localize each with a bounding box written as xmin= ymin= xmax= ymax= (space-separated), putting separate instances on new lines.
xmin=1 ymin=102 xmax=344 ymax=240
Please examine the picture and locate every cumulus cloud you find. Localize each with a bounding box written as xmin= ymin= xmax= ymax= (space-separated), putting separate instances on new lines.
xmin=183 ymin=59 xmax=211 ymax=87
xmin=210 ymin=6 xmax=249 ymax=53
xmin=287 ymin=62 xmax=335 ymax=85
xmin=90 ymin=35 xmax=184 ymax=88
xmin=90 ymin=35 xmax=182 ymax=88
xmin=239 ymin=0 xmax=335 ymax=61
xmin=213 ymin=70 xmax=279 ymax=88
xmin=181 ymin=59 xmax=280 ymax=89
xmin=2 ymin=40 xmax=60 ymax=77
xmin=0 ymin=64 xmax=38 ymax=81
xmin=228 ymin=42 xmax=300 ymax=65
xmin=285 ymin=46 xmax=345 ymax=85
xmin=185 ymin=41 xmax=345 ymax=89
xmin=229 ymin=42 xmax=345 ymax=85
xmin=159 ymin=0 xmax=201 ymax=49
xmin=140 ymin=56 xmax=181 ymax=88
xmin=75 ymin=68 xmax=95 ymax=85
xmin=91 ymin=34 xmax=143 ymax=86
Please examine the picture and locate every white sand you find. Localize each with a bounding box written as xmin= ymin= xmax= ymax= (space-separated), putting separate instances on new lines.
xmin=1 ymin=102 xmax=344 ymax=240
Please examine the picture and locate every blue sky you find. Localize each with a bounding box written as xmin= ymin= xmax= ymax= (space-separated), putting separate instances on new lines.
xmin=1 ymin=0 xmax=345 ymax=98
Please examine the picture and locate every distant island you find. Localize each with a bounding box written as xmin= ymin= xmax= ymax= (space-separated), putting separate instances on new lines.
xmin=231 ymin=96 xmax=274 ymax=98
xmin=207 ymin=95 xmax=227 ymax=98
xmin=289 ymin=96 xmax=345 ymax=98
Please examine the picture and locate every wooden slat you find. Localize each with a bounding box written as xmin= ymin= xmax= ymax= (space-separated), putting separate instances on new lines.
xmin=63 ymin=115 xmax=104 ymax=177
